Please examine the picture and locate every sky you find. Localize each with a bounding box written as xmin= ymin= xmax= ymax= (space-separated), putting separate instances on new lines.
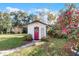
xmin=0 ymin=3 xmax=79 ymax=14
xmin=0 ymin=3 xmax=65 ymax=11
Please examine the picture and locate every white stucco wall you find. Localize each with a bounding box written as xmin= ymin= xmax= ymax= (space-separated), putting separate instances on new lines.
xmin=27 ymin=22 xmax=46 ymax=40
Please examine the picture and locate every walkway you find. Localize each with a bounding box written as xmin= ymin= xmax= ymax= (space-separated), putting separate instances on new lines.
xmin=0 ymin=42 xmax=34 ymax=56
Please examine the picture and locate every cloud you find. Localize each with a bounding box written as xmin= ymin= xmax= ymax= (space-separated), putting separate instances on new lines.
xmin=28 ymin=8 xmax=51 ymax=15
xmin=6 ymin=7 xmax=25 ymax=13
xmin=6 ymin=7 xmax=20 ymax=12
xmin=35 ymin=8 xmax=51 ymax=14
xmin=35 ymin=8 xmax=50 ymax=13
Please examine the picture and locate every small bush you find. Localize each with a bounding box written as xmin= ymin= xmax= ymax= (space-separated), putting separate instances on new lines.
xmin=23 ymin=34 xmax=32 ymax=41
xmin=61 ymin=34 xmax=68 ymax=39
xmin=52 ymin=31 xmax=68 ymax=39
xmin=47 ymin=27 xmax=54 ymax=37
xmin=63 ymin=40 xmax=78 ymax=55
xmin=41 ymin=36 xmax=49 ymax=42
xmin=76 ymin=43 xmax=79 ymax=51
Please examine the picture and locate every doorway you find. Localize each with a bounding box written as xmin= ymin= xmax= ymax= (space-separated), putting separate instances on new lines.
xmin=34 ymin=27 xmax=39 ymax=40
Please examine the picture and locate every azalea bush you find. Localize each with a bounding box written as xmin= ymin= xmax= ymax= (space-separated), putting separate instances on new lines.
xmin=57 ymin=4 xmax=79 ymax=55
xmin=57 ymin=4 xmax=79 ymax=40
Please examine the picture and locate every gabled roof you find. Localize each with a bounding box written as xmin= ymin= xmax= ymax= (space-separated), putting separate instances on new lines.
xmin=27 ymin=20 xmax=51 ymax=27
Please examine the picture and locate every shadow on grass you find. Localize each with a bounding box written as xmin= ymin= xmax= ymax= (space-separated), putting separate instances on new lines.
xmin=0 ymin=37 xmax=24 ymax=50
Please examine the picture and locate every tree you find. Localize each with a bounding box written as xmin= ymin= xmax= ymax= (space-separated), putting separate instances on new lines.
xmin=10 ymin=10 xmax=28 ymax=26
xmin=0 ymin=12 xmax=3 ymax=33
xmin=0 ymin=12 xmax=12 ymax=34
xmin=27 ymin=14 xmax=36 ymax=23
xmin=48 ymin=12 xmax=56 ymax=21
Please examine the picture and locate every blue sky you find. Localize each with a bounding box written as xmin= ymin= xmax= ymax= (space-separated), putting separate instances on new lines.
xmin=0 ymin=3 xmax=65 ymax=11
xmin=0 ymin=3 xmax=79 ymax=12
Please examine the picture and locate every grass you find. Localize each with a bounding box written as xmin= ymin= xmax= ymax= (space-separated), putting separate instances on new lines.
xmin=8 ymin=37 xmax=69 ymax=56
xmin=0 ymin=34 xmax=69 ymax=56
xmin=0 ymin=34 xmax=26 ymax=50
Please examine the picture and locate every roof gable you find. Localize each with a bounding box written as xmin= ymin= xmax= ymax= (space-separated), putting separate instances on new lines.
xmin=28 ymin=20 xmax=48 ymax=25
xmin=27 ymin=20 xmax=52 ymax=27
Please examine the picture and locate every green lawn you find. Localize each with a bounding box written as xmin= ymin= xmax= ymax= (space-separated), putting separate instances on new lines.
xmin=0 ymin=34 xmax=26 ymax=50
xmin=0 ymin=34 xmax=69 ymax=56
xmin=8 ymin=38 xmax=69 ymax=56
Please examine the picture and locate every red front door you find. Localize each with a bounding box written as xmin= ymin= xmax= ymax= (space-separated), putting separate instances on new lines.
xmin=34 ymin=27 xmax=39 ymax=40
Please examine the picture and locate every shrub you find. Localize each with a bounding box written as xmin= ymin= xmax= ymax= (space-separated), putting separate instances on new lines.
xmin=52 ymin=30 xmax=68 ymax=39
xmin=55 ymin=30 xmax=62 ymax=38
xmin=47 ymin=27 xmax=54 ymax=37
xmin=23 ymin=34 xmax=32 ymax=41
xmin=41 ymin=36 xmax=49 ymax=42
xmin=63 ymin=40 xmax=78 ymax=55
xmin=61 ymin=34 xmax=68 ymax=39
xmin=47 ymin=26 xmax=68 ymax=39
xmin=77 ymin=43 xmax=79 ymax=51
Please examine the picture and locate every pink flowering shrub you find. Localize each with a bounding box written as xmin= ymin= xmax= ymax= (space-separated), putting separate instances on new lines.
xmin=57 ymin=4 xmax=79 ymax=40
xmin=55 ymin=4 xmax=79 ymax=55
